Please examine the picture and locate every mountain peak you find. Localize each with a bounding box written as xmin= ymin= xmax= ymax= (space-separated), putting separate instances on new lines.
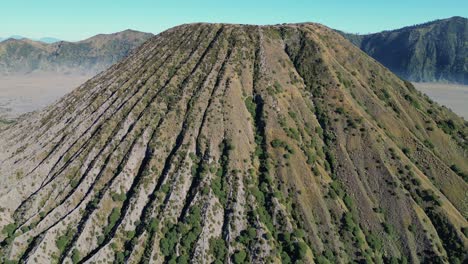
xmin=0 ymin=23 xmax=466 ymax=263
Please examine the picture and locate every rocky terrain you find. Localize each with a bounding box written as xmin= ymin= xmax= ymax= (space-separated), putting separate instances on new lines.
xmin=0 ymin=23 xmax=466 ymax=264
xmin=341 ymin=16 xmax=467 ymax=84
xmin=0 ymin=30 xmax=153 ymax=76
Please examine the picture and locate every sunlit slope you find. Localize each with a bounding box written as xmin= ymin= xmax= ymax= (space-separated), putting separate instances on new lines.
xmin=0 ymin=23 xmax=466 ymax=264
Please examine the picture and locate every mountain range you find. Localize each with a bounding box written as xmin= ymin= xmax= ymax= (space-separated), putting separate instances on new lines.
xmin=0 ymin=30 xmax=153 ymax=76
xmin=0 ymin=36 xmax=62 ymax=44
xmin=0 ymin=22 xmax=466 ymax=264
xmin=341 ymin=16 xmax=467 ymax=84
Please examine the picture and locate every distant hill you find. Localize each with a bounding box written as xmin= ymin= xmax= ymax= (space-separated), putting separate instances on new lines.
xmin=37 ymin=37 xmax=61 ymax=43
xmin=0 ymin=29 xmax=153 ymax=75
xmin=340 ymin=16 xmax=467 ymax=84
xmin=0 ymin=36 xmax=61 ymax=43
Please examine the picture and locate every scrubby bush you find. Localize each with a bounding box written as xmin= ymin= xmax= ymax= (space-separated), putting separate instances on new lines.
xmin=209 ymin=238 xmax=227 ymax=263
xmin=233 ymin=250 xmax=247 ymax=263
xmin=71 ymin=249 xmax=80 ymax=264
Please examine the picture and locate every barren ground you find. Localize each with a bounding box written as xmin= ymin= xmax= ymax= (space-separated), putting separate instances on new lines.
xmin=413 ymin=82 xmax=468 ymax=119
xmin=0 ymin=73 xmax=92 ymax=119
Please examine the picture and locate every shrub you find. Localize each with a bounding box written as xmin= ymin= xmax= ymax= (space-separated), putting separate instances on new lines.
xmin=115 ymin=252 xmax=125 ymax=263
xmin=111 ymin=191 xmax=126 ymax=202
xmin=160 ymin=226 xmax=178 ymax=257
xmin=450 ymin=164 xmax=467 ymax=180
xmin=343 ymin=212 xmax=356 ymax=232
xmin=71 ymin=249 xmax=80 ymax=264
xmin=286 ymin=128 xmax=300 ymax=141
xmin=209 ymin=238 xmax=227 ymax=263
xmin=306 ymin=149 xmax=316 ymax=164
xmin=147 ymin=217 xmax=158 ymax=232
xmin=404 ymin=94 xmax=420 ymax=109
xmin=244 ymin=97 xmax=256 ymax=119
xmin=427 ymin=210 xmax=464 ymax=263
xmin=2 ymin=223 xmax=16 ymax=238
xmin=438 ymin=119 xmax=456 ymax=134
xmin=56 ymin=232 xmax=72 ymax=252
xmin=316 ymin=256 xmax=332 ymax=264
xmin=233 ymin=250 xmax=247 ymax=264
xmin=177 ymin=255 xmax=189 ymax=264
xmin=343 ymin=194 xmax=354 ymax=210
xmin=423 ymin=139 xmax=434 ymax=149
xmin=367 ymin=233 xmax=383 ymax=251
xmin=103 ymin=208 xmax=121 ymax=236
xmin=274 ymin=81 xmax=283 ymax=93
xmin=402 ymin=147 xmax=410 ymax=155
xmin=295 ymin=241 xmax=308 ymax=259
xmin=462 ymin=227 xmax=468 ymax=237
xmin=383 ymin=223 xmax=395 ymax=235
xmin=293 ymin=229 xmax=305 ymax=239
xmin=335 ymin=107 xmax=345 ymax=115
xmin=288 ymin=111 xmax=297 ymax=119
xmin=271 ymin=139 xmax=284 ymax=148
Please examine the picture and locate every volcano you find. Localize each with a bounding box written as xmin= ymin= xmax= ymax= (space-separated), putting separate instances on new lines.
xmin=0 ymin=23 xmax=466 ymax=264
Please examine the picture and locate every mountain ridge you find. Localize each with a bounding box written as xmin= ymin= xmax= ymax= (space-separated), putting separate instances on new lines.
xmin=0 ymin=29 xmax=154 ymax=76
xmin=340 ymin=16 xmax=468 ymax=84
xmin=0 ymin=36 xmax=61 ymax=43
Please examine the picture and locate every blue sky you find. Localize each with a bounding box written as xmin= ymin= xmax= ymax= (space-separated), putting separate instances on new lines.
xmin=1 ymin=0 xmax=466 ymax=41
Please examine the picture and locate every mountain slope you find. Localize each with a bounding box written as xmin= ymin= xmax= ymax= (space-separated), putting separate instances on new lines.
xmin=0 ymin=23 xmax=466 ymax=264
xmin=341 ymin=16 xmax=468 ymax=84
xmin=0 ymin=30 xmax=153 ymax=75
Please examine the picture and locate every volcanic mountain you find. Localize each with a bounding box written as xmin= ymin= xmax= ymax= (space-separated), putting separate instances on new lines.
xmin=0 ymin=23 xmax=466 ymax=264
xmin=341 ymin=16 xmax=468 ymax=84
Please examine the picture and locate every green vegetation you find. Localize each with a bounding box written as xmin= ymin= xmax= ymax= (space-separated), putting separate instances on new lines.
xmin=102 ymin=208 xmax=121 ymax=239
xmin=285 ymin=127 xmax=301 ymax=141
xmin=209 ymin=238 xmax=227 ymax=264
xmin=244 ymin=96 xmax=256 ymax=120
xmin=423 ymin=139 xmax=434 ymax=149
xmin=160 ymin=206 xmax=203 ymax=262
xmin=2 ymin=223 xmax=16 ymax=238
xmin=56 ymin=228 xmax=74 ymax=253
xmin=0 ymin=119 xmax=15 ymax=126
xmin=111 ymin=191 xmax=127 ymax=202
xmin=450 ymin=164 xmax=467 ymax=181
xmin=211 ymin=139 xmax=231 ymax=206
xmin=71 ymin=249 xmax=81 ymax=264
xmin=270 ymin=139 xmax=294 ymax=155
xmin=232 ymin=250 xmax=247 ymax=264
xmin=427 ymin=210 xmax=465 ymax=263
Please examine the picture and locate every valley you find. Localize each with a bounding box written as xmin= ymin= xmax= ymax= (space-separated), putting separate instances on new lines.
xmin=0 ymin=73 xmax=92 ymax=119
xmin=413 ymin=82 xmax=468 ymax=119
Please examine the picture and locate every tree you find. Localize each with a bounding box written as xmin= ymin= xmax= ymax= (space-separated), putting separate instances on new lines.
xmin=296 ymin=241 xmax=308 ymax=259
